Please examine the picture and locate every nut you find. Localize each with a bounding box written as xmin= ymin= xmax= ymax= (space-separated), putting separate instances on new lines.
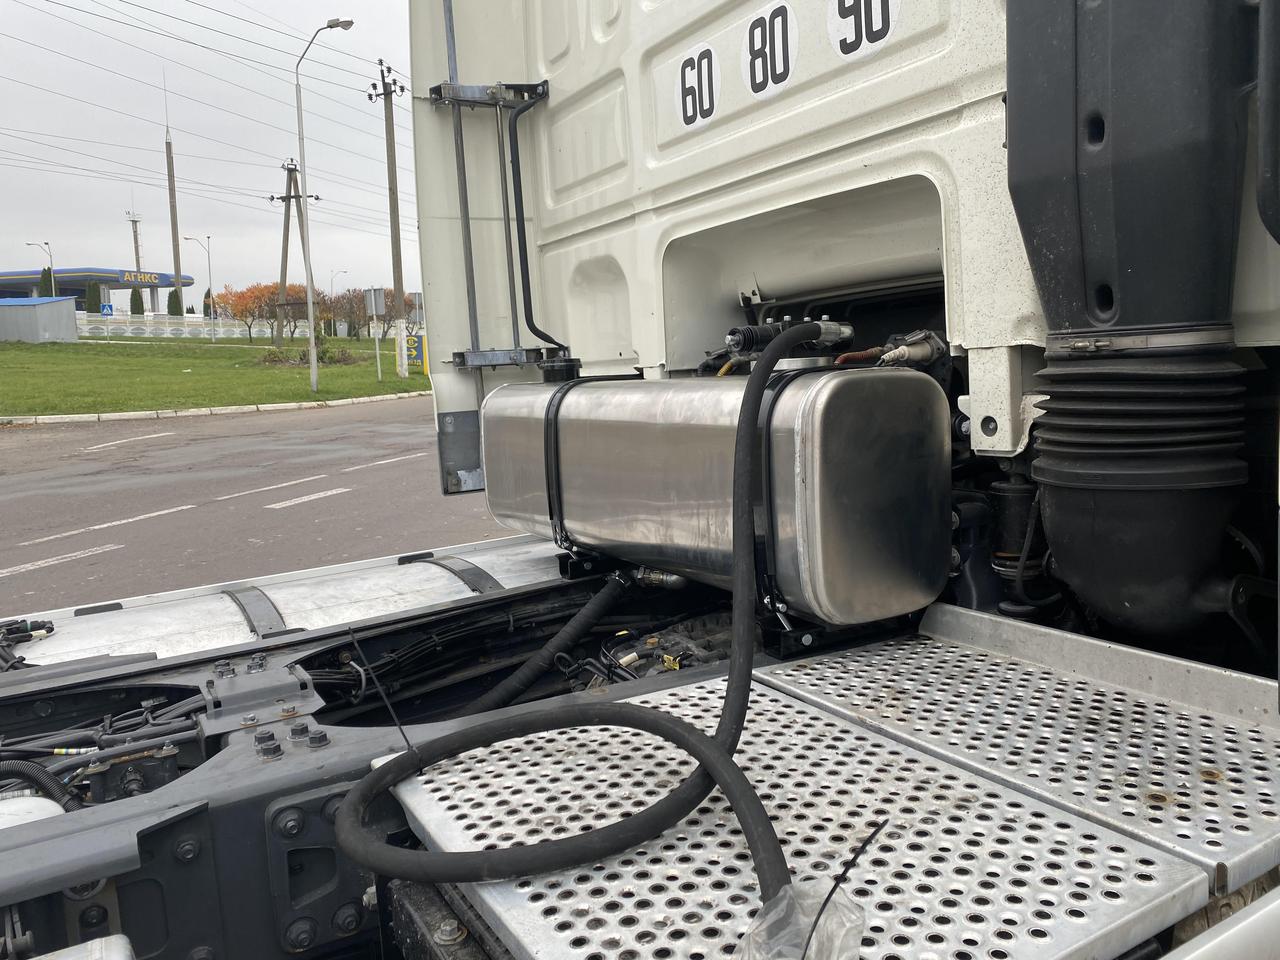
xmin=79 ymin=905 xmax=108 ymax=928
xmin=288 ymin=721 xmax=309 ymax=741
xmin=259 ymin=741 xmax=283 ymax=760
xmin=240 ymin=713 xmax=257 ymax=726
xmin=331 ymin=901 xmax=362 ymax=936
xmin=173 ymin=837 xmax=201 ymax=862
xmin=284 ymin=917 xmax=318 ymax=952
xmin=254 ymin=729 xmax=277 ymax=746
xmin=308 ymin=729 xmax=330 ymax=749
xmin=273 ymin=807 xmax=305 ymax=839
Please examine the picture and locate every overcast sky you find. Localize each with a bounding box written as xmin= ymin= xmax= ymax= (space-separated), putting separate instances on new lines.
xmin=1 ymin=0 xmax=418 ymax=309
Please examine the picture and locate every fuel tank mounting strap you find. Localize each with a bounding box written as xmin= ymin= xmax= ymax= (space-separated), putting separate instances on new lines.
xmin=753 ymin=370 xmax=811 ymax=612
xmin=222 ymin=586 xmax=287 ymax=638
xmin=418 ymin=555 xmax=504 ymax=595
xmin=542 ymin=374 xmax=641 ymax=553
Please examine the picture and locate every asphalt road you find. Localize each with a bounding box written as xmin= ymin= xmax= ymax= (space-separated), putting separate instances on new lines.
xmin=0 ymin=397 xmax=508 ymax=612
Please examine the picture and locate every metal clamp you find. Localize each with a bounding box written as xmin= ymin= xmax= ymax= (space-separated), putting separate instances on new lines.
xmin=542 ymin=375 xmax=640 ymax=553
xmin=753 ymin=370 xmax=809 ymax=621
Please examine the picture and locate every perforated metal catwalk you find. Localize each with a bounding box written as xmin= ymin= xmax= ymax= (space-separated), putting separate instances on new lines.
xmin=757 ymin=606 xmax=1280 ymax=894
xmin=391 ymin=677 xmax=1206 ymax=960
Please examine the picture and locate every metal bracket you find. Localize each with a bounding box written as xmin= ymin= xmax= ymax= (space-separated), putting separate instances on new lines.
xmin=200 ymin=664 xmax=325 ymax=735
xmin=427 ymin=81 xmax=548 ymax=108
xmin=557 ymin=552 xmax=622 ymax=581
xmin=450 ymin=346 xmax=563 ymax=370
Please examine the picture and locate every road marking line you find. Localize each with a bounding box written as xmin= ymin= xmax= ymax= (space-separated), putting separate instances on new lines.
xmin=0 ymin=544 xmax=125 ymax=579
xmin=19 ymin=505 xmax=197 ymax=546
xmin=81 ymin=432 xmax=175 ymax=452
xmin=340 ymin=452 xmax=429 ymax=473
xmin=263 ymin=487 xmax=351 ymax=510
xmin=215 ymin=475 xmax=329 ymax=501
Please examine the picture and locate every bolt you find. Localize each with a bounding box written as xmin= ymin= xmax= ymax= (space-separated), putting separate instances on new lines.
xmin=433 ymin=918 xmax=466 ymax=945
xmin=308 ymin=729 xmax=330 ymax=749
xmin=240 ymin=714 xmax=257 ymax=726
xmin=284 ymin=917 xmax=318 ymax=952
xmin=800 ymin=633 xmax=814 ymax=647
xmin=331 ymin=902 xmax=362 ymax=936
xmin=173 ymin=837 xmax=201 ymax=862
xmin=188 ymin=948 xmax=215 ymax=960
xmin=79 ymin=904 xmax=108 ymax=928
xmin=274 ymin=807 xmax=305 ymax=839
xmin=254 ymin=729 xmax=277 ymax=746
xmin=259 ymin=740 xmax=283 ymax=760
xmin=951 ymin=547 xmax=962 ymax=569
xmin=288 ymin=721 xmax=309 ymax=741
xmin=280 ymin=704 xmax=298 ymax=718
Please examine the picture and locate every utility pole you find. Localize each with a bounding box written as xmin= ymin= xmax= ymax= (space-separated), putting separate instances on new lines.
xmin=271 ymin=160 xmax=298 ymax=347
xmin=125 ymin=210 xmax=157 ymax=315
xmin=165 ymin=128 xmax=184 ymax=316
xmin=369 ymin=60 xmax=409 ymax=376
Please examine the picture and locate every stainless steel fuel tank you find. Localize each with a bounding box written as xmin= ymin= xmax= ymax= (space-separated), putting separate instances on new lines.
xmin=482 ymin=369 xmax=951 ymax=625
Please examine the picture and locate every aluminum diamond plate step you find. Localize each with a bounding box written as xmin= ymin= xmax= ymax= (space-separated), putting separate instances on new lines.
xmin=390 ymin=678 xmax=1205 ymax=960
xmin=756 ymin=622 xmax=1280 ymax=895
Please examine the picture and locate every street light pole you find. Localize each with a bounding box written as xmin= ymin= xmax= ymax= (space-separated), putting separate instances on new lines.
xmin=25 ymin=241 xmax=54 ymax=296
xmin=296 ymin=17 xmax=354 ymax=392
xmin=183 ymin=235 xmax=215 ymax=342
xmin=329 ymin=268 xmax=348 ymax=336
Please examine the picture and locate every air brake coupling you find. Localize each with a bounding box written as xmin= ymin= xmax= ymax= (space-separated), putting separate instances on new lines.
xmin=724 ymin=317 xmax=854 ymax=354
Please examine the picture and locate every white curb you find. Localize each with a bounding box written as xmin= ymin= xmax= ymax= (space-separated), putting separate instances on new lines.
xmin=0 ymin=390 xmax=432 ymax=427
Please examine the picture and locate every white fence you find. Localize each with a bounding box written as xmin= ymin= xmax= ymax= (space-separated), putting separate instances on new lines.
xmin=78 ymin=313 xmax=278 ymax=339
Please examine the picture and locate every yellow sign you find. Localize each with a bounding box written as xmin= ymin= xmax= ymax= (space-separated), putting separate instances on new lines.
xmin=121 ymin=271 xmax=160 ymax=284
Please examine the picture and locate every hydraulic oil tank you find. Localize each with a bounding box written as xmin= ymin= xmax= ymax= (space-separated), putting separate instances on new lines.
xmin=482 ymin=368 xmax=950 ymax=625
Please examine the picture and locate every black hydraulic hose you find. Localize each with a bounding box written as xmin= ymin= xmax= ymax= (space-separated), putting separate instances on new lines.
xmin=466 ymin=573 xmax=630 ymax=714
xmin=335 ymin=322 xmax=821 ymax=899
xmin=0 ymin=760 xmax=82 ymax=811
xmin=507 ymin=98 xmax=567 ymax=350
xmin=335 ymin=701 xmax=791 ymax=900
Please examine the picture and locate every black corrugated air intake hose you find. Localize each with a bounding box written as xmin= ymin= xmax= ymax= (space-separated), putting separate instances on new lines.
xmin=1008 ymin=0 xmax=1257 ymax=636
xmin=0 ymin=759 xmax=83 ymax=811
xmin=335 ymin=323 xmax=824 ymax=903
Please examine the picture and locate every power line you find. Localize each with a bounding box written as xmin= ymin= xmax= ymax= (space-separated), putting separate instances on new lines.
xmin=9 ymin=0 xmax=414 ymax=138
xmin=3 ymin=127 xmax=418 ymax=206
xmin=177 ymin=0 xmax=386 ymax=73
xmin=0 ymin=140 xmax=416 ymax=232
xmin=0 ymin=73 xmax=417 ymax=200
xmin=0 ymin=31 xmax=408 ymax=171
xmin=35 ymin=0 xmax=363 ymax=96
xmin=88 ymin=0 xmax=371 ymax=85
xmin=0 ymin=158 xmax=413 ymax=242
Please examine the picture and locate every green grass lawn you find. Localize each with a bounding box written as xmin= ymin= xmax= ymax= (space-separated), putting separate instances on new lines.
xmin=0 ymin=340 xmax=430 ymax=416
xmin=79 ymin=334 xmax=384 ymax=353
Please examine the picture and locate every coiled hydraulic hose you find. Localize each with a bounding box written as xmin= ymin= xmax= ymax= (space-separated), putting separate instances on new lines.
xmin=0 ymin=760 xmax=82 ymax=811
xmin=336 ymin=322 xmax=824 ymax=903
